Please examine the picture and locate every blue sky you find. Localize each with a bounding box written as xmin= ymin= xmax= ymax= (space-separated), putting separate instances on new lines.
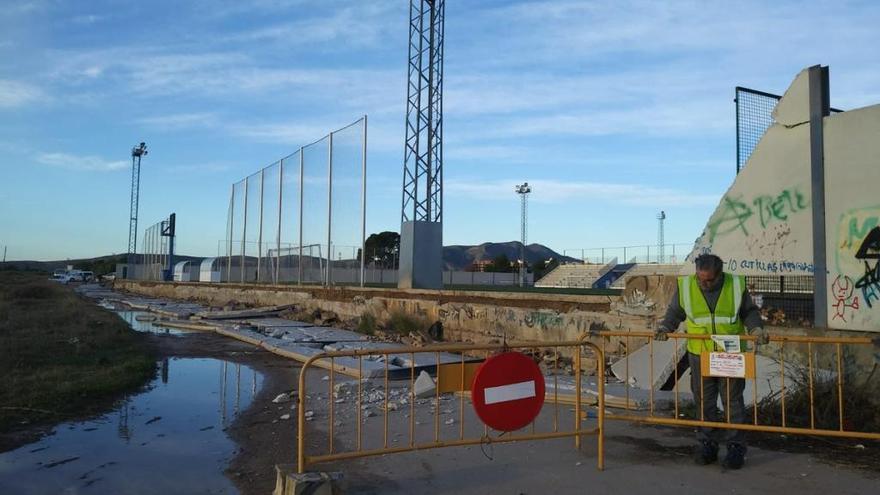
xmin=2 ymin=0 xmax=879 ymax=261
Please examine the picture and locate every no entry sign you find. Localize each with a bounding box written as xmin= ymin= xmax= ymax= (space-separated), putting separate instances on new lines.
xmin=471 ymin=351 xmax=546 ymax=431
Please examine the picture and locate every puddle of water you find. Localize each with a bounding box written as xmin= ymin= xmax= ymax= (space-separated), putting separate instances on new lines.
xmin=0 ymin=358 xmax=264 ymax=494
xmin=117 ymin=310 xmax=189 ymax=335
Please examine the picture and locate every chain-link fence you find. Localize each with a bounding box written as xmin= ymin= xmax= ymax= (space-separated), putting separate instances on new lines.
xmin=562 ymin=243 xmax=691 ymax=264
xmin=224 ymin=117 xmax=367 ymax=286
xmin=138 ymin=214 xmax=174 ymax=281
xmin=734 ymin=87 xmax=843 ymax=324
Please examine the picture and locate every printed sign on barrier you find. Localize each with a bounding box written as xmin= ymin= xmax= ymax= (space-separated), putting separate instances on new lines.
xmin=700 ymin=351 xmax=756 ymax=379
xmin=471 ymin=352 xmax=546 ymax=431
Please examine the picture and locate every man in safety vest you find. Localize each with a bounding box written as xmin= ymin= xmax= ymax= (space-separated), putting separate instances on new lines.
xmin=654 ymin=253 xmax=768 ymax=470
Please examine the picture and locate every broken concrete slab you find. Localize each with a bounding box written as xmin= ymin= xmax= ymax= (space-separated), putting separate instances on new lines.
xmin=610 ymin=339 xmax=688 ymax=391
xmin=242 ymin=317 xmax=312 ymax=328
xmin=194 ymin=304 xmax=295 ymax=320
xmin=273 ymin=465 xmax=342 ymax=495
xmin=299 ymin=326 xmax=369 ymax=343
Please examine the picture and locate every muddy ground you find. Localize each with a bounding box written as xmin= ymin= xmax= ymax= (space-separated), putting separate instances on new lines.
xmin=5 ymin=313 xmax=879 ymax=495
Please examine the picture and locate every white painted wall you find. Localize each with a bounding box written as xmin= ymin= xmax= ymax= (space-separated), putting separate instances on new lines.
xmin=823 ymin=103 xmax=880 ymax=331
xmin=685 ymin=69 xmax=815 ymax=277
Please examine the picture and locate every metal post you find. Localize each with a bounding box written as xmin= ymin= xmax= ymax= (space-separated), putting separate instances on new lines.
xmin=809 ymin=65 xmax=830 ymax=328
xmin=327 ymin=132 xmax=334 ymax=286
xmin=257 ymin=168 xmax=265 ymax=283
xmin=623 ymin=247 xmax=627 ymax=263
xmin=241 ymin=176 xmax=248 ymax=283
xmin=227 ymin=184 xmax=234 ymax=282
xmin=360 ymin=115 xmax=368 ymax=287
xmin=298 ymin=148 xmax=304 ymax=285
xmin=735 ymin=88 xmax=741 ymax=174
xmin=276 ymin=160 xmax=283 ymax=285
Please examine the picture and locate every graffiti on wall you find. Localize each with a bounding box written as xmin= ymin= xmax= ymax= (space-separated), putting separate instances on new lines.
xmin=853 ymin=227 xmax=880 ymax=308
xmin=706 ymin=186 xmax=809 ymax=243
xmin=831 ymin=207 xmax=880 ymax=326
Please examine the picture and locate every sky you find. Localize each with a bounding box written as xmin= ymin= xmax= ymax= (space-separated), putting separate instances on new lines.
xmin=1 ymin=0 xmax=879 ymax=261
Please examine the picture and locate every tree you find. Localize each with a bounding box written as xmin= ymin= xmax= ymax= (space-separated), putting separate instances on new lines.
xmin=361 ymin=231 xmax=400 ymax=268
xmin=486 ymin=253 xmax=511 ymax=273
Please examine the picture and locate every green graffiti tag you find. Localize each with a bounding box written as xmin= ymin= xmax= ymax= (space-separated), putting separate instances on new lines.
xmin=843 ymin=215 xmax=879 ymax=250
xmin=753 ymin=188 xmax=809 ymax=228
xmin=706 ymin=187 xmax=810 ymax=242
xmin=707 ymin=196 xmax=753 ymax=241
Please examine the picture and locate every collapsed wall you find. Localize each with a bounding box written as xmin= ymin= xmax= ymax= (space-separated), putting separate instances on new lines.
xmin=685 ymin=66 xmax=880 ymax=333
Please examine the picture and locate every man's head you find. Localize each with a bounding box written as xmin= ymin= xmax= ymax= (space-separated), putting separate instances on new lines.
xmin=694 ymin=253 xmax=724 ymax=290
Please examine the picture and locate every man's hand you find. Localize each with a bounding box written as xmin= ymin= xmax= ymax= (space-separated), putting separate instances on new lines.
xmin=751 ymin=327 xmax=770 ymax=346
xmin=654 ymin=326 xmax=670 ymax=342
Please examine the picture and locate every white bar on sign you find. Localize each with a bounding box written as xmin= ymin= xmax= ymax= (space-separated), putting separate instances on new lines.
xmin=484 ymin=380 xmax=536 ymax=405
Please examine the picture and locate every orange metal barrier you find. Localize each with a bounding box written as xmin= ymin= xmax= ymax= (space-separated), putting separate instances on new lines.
xmin=297 ymin=341 xmax=605 ymax=473
xmin=595 ymin=331 xmax=880 ymax=441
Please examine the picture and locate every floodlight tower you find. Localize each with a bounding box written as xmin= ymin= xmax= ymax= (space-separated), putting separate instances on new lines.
xmin=516 ymin=182 xmax=532 ymax=286
xmin=657 ymin=210 xmax=666 ymax=263
xmin=127 ymin=142 xmax=147 ymax=276
xmin=398 ymin=0 xmax=445 ymax=289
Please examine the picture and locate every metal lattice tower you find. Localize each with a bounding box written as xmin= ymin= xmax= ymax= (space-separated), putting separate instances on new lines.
xmin=657 ymin=210 xmax=666 ymax=263
xmin=401 ymin=0 xmax=444 ymax=224
xmin=127 ymin=142 xmax=147 ymax=273
xmin=516 ymin=183 xmax=531 ymax=286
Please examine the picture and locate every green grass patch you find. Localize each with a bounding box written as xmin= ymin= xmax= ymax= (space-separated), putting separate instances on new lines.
xmin=387 ymin=310 xmax=427 ymax=334
xmin=0 ymin=272 xmax=156 ymax=432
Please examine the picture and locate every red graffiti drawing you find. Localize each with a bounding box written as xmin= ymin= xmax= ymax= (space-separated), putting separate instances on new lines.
xmin=831 ymin=275 xmax=860 ymax=322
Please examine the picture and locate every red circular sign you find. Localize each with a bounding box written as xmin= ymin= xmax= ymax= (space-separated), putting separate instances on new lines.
xmin=471 ymin=351 xmax=546 ymax=431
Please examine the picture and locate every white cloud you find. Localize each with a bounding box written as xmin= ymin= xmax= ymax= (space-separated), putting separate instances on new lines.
xmin=0 ymin=80 xmax=43 ymax=108
xmin=137 ymin=112 xmax=220 ymax=130
xmin=35 ymin=152 xmax=128 ymax=171
xmin=447 ymin=178 xmax=720 ymax=207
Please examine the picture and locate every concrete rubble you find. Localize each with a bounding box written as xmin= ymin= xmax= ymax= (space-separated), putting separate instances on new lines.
xmin=75 ymin=284 xmax=479 ymax=381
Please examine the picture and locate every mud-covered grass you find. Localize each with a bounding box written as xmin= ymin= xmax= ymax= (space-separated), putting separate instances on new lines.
xmin=0 ymin=272 xmax=155 ymax=433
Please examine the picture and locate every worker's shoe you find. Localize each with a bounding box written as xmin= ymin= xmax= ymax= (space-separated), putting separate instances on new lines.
xmin=693 ymin=440 xmax=718 ymax=465
xmin=721 ymin=443 xmax=746 ymax=470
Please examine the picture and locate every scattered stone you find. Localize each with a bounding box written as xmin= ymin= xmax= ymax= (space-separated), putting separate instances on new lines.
xmin=364 ymin=410 xmax=376 ymax=418
xmin=322 ymin=376 xmax=330 ymax=381
xmin=280 ymin=414 xmax=290 ymax=420
xmin=444 ymin=418 xmax=454 ymax=425
xmin=304 ymin=411 xmax=315 ymax=419
xmin=334 ymin=398 xmax=345 ymax=404
xmin=272 ymin=393 xmax=291 ymax=404
xmin=270 ymin=329 xmax=286 ymax=339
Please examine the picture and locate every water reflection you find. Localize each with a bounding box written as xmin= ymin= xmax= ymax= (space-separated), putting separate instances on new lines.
xmin=0 ymin=358 xmax=263 ymax=494
xmin=116 ymin=310 xmax=189 ymax=335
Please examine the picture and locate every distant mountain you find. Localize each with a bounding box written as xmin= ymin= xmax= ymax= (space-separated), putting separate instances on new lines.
xmin=442 ymin=241 xmax=578 ymax=271
xmin=1 ymin=243 xmax=577 ymax=274
xmin=0 ymin=254 xmax=205 ymax=274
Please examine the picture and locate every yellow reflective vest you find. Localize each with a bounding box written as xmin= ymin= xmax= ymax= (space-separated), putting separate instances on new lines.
xmin=678 ymin=273 xmax=746 ymax=354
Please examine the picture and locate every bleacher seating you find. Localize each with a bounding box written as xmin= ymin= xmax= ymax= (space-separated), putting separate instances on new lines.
xmin=534 ymin=264 xmax=606 ymax=288
xmin=610 ymin=263 xmax=684 ymax=288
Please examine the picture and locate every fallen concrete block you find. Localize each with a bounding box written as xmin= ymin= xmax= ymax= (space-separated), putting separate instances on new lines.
xmin=610 ymin=338 xmax=687 ymax=391
xmin=413 ymin=370 xmax=436 ymax=398
xmin=274 ymin=465 xmax=342 ymax=495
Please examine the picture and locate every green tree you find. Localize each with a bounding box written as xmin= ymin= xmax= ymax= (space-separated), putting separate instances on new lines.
xmin=361 ymin=231 xmax=400 ymax=268
xmin=487 ymin=253 xmax=511 ymax=273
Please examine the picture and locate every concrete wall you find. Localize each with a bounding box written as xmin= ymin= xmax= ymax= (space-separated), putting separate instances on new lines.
xmin=116 ymin=281 xmax=641 ymax=348
xmin=686 ymin=69 xmax=815 ymax=277
xmin=824 ymin=103 xmax=880 ymax=331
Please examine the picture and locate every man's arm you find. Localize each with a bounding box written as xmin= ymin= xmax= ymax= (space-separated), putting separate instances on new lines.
xmin=657 ymin=286 xmax=686 ymax=333
xmin=739 ymin=291 xmax=763 ymax=331
xmin=740 ymin=290 xmax=769 ymax=344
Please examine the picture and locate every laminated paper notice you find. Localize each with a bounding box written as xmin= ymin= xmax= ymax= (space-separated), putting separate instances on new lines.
xmin=708 ymin=352 xmax=746 ymax=378
xmin=711 ymin=335 xmax=741 ymax=353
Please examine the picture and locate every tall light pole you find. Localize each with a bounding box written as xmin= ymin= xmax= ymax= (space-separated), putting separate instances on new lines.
xmin=515 ymin=182 xmax=531 ymax=287
xmin=127 ymin=142 xmax=147 ymax=277
xmin=657 ymin=210 xmax=666 ymax=263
